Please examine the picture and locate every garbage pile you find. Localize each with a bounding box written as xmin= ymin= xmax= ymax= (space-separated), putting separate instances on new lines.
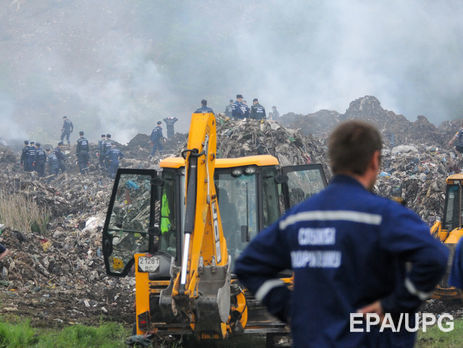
xmin=215 ymin=114 xmax=327 ymax=166
xmin=280 ymin=95 xmax=459 ymax=147
xmin=0 ymin=167 xmax=134 ymax=326
xmin=375 ymin=144 xmax=456 ymax=225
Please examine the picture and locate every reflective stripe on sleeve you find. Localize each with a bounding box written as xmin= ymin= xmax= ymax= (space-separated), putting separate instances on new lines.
xmin=279 ymin=210 xmax=382 ymax=230
xmin=404 ymin=277 xmax=433 ymax=301
xmin=255 ymin=279 xmax=285 ymax=302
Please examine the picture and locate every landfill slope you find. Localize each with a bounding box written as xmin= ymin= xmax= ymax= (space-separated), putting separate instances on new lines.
xmin=280 ymin=95 xmax=461 ymax=147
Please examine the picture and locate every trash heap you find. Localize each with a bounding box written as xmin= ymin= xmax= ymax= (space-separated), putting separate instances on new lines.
xmin=375 ymin=144 xmax=455 ymax=225
xmin=280 ymin=95 xmax=460 ymax=147
xmin=0 ymin=168 xmax=134 ymax=326
xmin=215 ymin=114 xmax=327 ymax=166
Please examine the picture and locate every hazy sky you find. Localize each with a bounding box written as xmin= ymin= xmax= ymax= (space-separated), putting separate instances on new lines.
xmin=2 ymin=0 xmax=463 ymax=143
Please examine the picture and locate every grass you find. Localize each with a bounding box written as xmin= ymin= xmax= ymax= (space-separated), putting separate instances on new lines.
xmin=0 ymin=190 xmax=49 ymax=234
xmin=0 ymin=321 xmax=129 ymax=348
xmin=414 ymin=317 xmax=463 ymax=348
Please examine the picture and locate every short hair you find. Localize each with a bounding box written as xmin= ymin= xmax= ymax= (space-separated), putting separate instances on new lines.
xmin=106 ymin=134 xmax=111 ymax=138
xmin=236 ymin=94 xmax=243 ymax=99
xmin=79 ymin=131 xmax=84 ymax=136
xmin=101 ymin=134 xmax=106 ymax=138
xmin=157 ymin=121 xmax=162 ymax=125
xmin=24 ymin=140 xmax=29 ymax=145
xmin=253 ymin=98 xmax=258 ymax=102
xmin=201 ymin=99 xmax=207 ymax=106
xmin=328 ymin=120 xmax=382 ymax=175
xmin=63 ymin=116 xmax=67 ymax=119
xmin=35 ymin=142 xmax=41 ymax=147
xmin=58 ymin=141 xmax=63 ymax=146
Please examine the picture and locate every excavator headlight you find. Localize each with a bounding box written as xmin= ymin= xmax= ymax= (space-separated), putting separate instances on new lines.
xmin=232 ymin=169 xmax=243 ymax=177
xmin=244 ymin=166 xmax=256 ymax=175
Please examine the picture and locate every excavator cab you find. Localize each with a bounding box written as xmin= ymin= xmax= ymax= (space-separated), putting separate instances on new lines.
xmin=102 ymin=156 xmax=327 ymax=341
xmin=431 ymin=174 xmax=463 ymax=299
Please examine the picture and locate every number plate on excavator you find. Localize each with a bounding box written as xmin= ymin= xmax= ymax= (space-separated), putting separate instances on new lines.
xmin=138 ymin=256 xmax=160 ymax=272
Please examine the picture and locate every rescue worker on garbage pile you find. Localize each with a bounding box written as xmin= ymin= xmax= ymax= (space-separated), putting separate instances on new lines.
xmin=235 ymin=120 xmax=449 ymax=348
xmin=20 ymin=140 xmax=29 ymax=171
xmin=46 ymin=148 xmax=59 ymax=176
xmin=34 ymin=143 xmax=47 ymax=177
xmin=76 ymin=131 xmax=90 ymax=174
xmin=55 ymin=142 xmax=66 ymax=173
xmin=448 ymin=121 xmax=463 ymax=160
xmin=60 ymin=115 xmax=74 ymax=145
xmin=103 ymin=133 xmax=113 ymax=171
xmin=26 ymin=141 xmax=36 ymax=172
xmin=150 ymin=121 xmax=164 ymax=158
xmin=232 ymin=94 xmax=246 ymax=119
xmin=250 ymin=98 xmax=266 ymax=120
xmin=97 ymin=134 xmax=106 ymax=169
xmin=102 ymin=134 xmax=113 ymax=169
xmin=224 ymin=99 xmax=234 ymax=117
xmin=195 ymin=99 xmax=214 ymax=114
xmin=107 ymin=143 xmax=124 ymax=178
xmin=163 ymin=117 xmax=178 ymax=139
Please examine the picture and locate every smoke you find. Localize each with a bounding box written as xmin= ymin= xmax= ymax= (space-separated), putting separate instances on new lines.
xmin=2 ymin=0 xmax=463 ymax=143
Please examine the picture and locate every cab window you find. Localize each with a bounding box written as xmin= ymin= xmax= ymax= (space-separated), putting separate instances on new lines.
xmin=159 ymin=170 xmax=177 ymax=257
xmin=216 ymin=170 xmax=257 ymax=265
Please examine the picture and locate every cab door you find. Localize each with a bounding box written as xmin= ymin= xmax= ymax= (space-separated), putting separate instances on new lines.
xmin=280 ymin=164 xmax=328 ymax=211
xmin=102 ymin=168 xmax=160 ymax=277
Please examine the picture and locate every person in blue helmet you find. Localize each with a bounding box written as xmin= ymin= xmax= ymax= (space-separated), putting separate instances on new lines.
xmin=235 ymin=120 xmax=448 ymax=348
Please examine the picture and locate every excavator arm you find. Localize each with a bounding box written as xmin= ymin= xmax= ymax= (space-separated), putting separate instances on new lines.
xmin=160 ymin=112 xmax=232 ymax=338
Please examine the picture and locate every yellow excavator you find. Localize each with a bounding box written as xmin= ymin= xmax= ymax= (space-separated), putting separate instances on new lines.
xmin=102 ymin=113 xmax=327 ymax=345
xmin=431 ymin=173 xmax=463 ymax=300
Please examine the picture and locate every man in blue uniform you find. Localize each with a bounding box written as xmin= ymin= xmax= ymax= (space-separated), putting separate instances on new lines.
xmin=235 ymin=120 xmax=448 ymax=348
xmin=195 ymin=99 xmax=214 ymax=114
xmin=34 ymin=143 xmax=47 ymax=177
xmin=60 ymin=116 xmax=74 ymax=145
xmin=55 ymin=142 xmax=66 ymax=173
xmin=26 ymin=141 xmax=36 ymax=172
xmin=107 ymin=144 xmax=123 ymax=178
xmin=250 ymin=98 xmax=266 ymax=120
xmin=76 ymin=131 xmax=90 ymax=174
xmin=232 ymin=95 xmax=250 ymax=119
xmin=150 ymin=122 xmax=164 ymax=157
xmin=163 ymin=117 xmax=178 ymax=139
xmin=46 ymin=148 xmax=59 ymax=176
xmin=20 ymin=140 xmax=29 ymax=171
xmin=231 ymin=94 xmax=245 ymax=119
